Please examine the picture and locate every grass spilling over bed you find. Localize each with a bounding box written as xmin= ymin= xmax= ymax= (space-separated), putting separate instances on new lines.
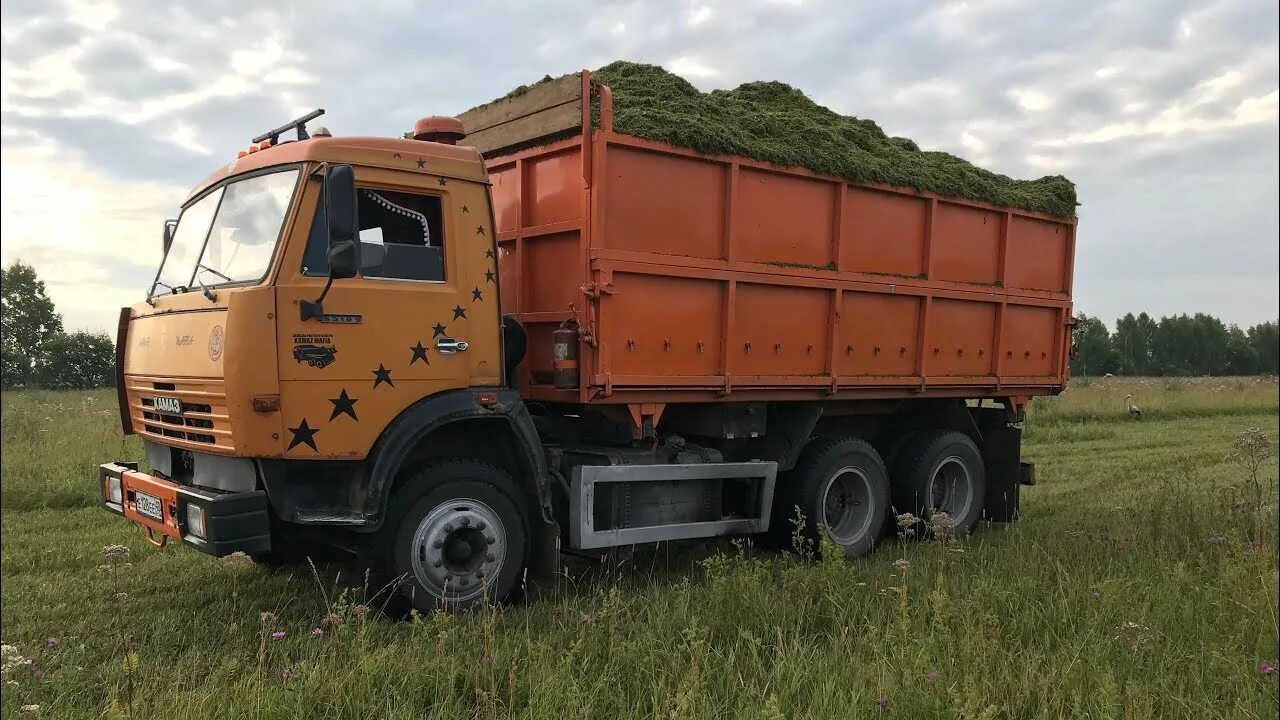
xmin=486 ymin=61 xmax=1078 ymax=218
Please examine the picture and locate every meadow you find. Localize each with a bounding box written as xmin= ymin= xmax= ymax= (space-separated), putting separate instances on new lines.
xmin=1 ymin=377 xmax=1277 ymax=719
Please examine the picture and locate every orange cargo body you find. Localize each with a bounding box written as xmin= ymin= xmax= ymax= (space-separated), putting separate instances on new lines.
xmin=481 ymin=73 xmax=1075 ymax=406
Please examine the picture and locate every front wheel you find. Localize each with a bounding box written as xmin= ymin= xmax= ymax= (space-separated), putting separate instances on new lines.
xmin=375 ymin=460 xmax=528 ymax=613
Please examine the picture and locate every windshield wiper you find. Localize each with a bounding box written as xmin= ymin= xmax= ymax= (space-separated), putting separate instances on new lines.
xmin=196 ymin=263 xmax=234 ymax=283
xmin=194 ymin=276 xmax=217 ymax=303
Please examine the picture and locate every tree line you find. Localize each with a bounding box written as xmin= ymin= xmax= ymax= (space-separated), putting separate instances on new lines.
xmin=1071 ymin=311 xmax=1279 ymax=377
xmin=2 ymin=262 xmax=115 ymax=390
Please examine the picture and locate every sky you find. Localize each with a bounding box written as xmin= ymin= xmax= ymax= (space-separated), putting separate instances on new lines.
xmin=1 ymin=0 xmax=1277 ymax=333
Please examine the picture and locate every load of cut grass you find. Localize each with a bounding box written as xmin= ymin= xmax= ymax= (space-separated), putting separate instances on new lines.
xmin=475 ymin=61 xmax=1077 ymax=218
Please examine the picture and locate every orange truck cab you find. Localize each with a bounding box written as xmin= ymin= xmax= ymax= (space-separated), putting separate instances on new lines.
xmin=102 ymin=73 xmax=1067 ymax=612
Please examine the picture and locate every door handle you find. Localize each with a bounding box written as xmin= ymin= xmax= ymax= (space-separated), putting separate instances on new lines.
xmin=436 ymin=338 xmax=469 ymax=354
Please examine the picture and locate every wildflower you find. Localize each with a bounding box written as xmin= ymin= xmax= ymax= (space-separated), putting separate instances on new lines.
xmin=20 ymin=704 xmax=39 ymax=713
xmin=875 ymin=697 xmax=889 ymax=708
xmin=1089 ymin=584 xmax=1101 ymax=598
xmin=323 ymin=613 xmax=341 ymax=627
xmin=1233 ymin=500 xmax=1249 ymax=511
xmin=220 ymin=551 xmax=255 ymax=570
xmin=892 ymin=558 xmax=910 ymax=573
xmin=895 ymin=513 xmax=919 ymax=537
xmin=1207 ymin=535 xmax=1227 ymax=545
xmin=926 ymin=671 xmax=938 ymax=684
xmin=271 ymin=631 xmax=286 ymax=641
xmin=352 ymin=604 xmax=370 ymax=618
xmin=281 ymin=668 xmax=293 ymax=680
xmin=259 ymin=612 xmax=276 ymax=624
xmin=1261 ymin=662 xmax=1276 ymax=677
xmin=928 ymin=512 xmax=954 ymax=541
xmin=2 ymin=644 xmax=32 ymax=680
xmin=45 ymin=638 xmax=58 ymax=648
xmin=31 ymin=669 xmax=42 ymax=680
xmin=482 ymin=655 xmax=493 ymax=665
xmin=102 ymin=544 xmax=130 ymax=560
xmin=114 ymin=593 xmax=128 ymax=602
xmin=311 ymin=627 xmax=324 ymax=638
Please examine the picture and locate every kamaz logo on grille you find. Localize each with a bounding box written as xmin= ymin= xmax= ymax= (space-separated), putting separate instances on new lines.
xmin=154 ymin=396 xmax=184 ymax=414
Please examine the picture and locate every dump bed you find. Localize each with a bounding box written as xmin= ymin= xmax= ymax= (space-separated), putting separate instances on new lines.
xmin=459 ymin=72 xmax=1076 ymax=406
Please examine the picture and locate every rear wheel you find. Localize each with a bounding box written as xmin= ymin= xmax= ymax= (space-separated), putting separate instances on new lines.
xmin=375 ymin=460 xmax=529 ymax=613
xmin=775 ymin=437 xmax=890 ymax=558
xmin=891 ymin=431 xmax=986 ymax=538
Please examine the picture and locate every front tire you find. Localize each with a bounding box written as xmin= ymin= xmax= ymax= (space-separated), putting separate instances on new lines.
xmin=376 ymin=460 xmax=529 ymax=613
xmin=774 ymin=436 xmax=890 ymax=559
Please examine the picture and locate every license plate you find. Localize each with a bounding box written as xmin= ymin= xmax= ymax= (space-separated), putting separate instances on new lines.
xmin=135 ymin=492 xmax=164 ymax=521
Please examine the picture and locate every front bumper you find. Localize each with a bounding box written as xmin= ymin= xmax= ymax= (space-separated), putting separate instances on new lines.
xmin=99 ymin=462 xmax=270 ymax=556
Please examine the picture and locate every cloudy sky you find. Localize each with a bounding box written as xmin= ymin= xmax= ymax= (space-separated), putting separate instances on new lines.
xmin=2 ymin=0 xmax=1277 ymax=333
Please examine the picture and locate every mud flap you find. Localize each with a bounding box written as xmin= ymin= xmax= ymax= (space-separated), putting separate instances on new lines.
xmin=979 ymin=425 xmax=1022 ymax=523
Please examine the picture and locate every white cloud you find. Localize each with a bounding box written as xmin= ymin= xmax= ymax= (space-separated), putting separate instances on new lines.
xmin=1009 ymin=88 xmax=1052 ymax=111
xmin=668 ymin=55 xmax=717 ymax=78
xmin=688 ymin=5 xmax=714 ymax=26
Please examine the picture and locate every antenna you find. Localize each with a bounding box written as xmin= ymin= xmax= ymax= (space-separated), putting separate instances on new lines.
xmin=253 ymin=108 xmax=326 ymax=145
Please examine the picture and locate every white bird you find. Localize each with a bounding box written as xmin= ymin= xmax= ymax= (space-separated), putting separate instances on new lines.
xmin=1125 ymin=394 xmax=1142 ymax=420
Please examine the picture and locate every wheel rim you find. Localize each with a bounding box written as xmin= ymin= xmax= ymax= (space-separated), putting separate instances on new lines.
xmin=410 ymin=497 xmax=506 ymax=603
xmin=927 ymin=456 xmax=973 ymax=519
xmin=820 ymin=467 xmax=875 ymax=545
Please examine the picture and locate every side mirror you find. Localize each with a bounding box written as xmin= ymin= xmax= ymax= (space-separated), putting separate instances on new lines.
xmin=161 ymin=219 xmax=177 ymax=255
xmin=324 ymin=164 xmax=359 ymax=279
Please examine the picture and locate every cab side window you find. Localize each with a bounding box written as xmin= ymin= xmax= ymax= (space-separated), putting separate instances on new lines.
xmin=302 ymin=187 xmax=446 ymax=282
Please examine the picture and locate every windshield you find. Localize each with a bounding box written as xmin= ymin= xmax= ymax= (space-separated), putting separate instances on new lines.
xmin=151 ymin=168 xmax=299 ymax=297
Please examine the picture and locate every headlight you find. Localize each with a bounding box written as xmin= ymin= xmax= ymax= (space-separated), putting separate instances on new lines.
xmin=107 ymin=476 xmax=123 ymax=505
xmin=185 ymin=504 xmax=206 ymax=539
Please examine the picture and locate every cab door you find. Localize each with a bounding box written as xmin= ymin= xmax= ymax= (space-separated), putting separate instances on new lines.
xmin=273 ymin=166 xmax=497 ymax=460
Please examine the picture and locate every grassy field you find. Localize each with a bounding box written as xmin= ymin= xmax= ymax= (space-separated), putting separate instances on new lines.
xmin=1 ymin=378 xmax=1277 ymax=719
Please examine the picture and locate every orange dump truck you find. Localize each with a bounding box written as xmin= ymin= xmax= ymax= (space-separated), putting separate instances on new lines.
xmin=100 ymin=71 xmax=1073 ymax=612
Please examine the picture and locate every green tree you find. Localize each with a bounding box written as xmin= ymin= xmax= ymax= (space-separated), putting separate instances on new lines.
xmin=1070 ymin=314 xmax=1119 ymax=376
xmin=1224 ymin=325 xmax=1260 ymax=375
xmin=1248 ymin=321 xmax=1279 ymax=374
xmin=33 ymin=331 xmax=116 ymax=390
xmin=1113 ymin=312 xmax=1154 ymax=375
xmin=1 ymin=261 xmax=64 ymax=388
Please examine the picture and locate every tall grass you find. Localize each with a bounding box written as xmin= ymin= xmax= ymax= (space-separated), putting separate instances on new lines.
xmin=1 ymin=380 xmax=1277 ymax=719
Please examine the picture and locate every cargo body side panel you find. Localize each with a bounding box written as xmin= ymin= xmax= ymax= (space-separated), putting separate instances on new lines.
xmin=488 ymin=98 xmax=1074 ymax=405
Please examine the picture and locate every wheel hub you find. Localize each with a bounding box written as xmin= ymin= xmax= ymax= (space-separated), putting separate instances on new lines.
xmin=927 ymin=455 xmax=973 ymax=519
xmin=821 ymin=467 xmax=875 ymax=545
xmin=410 ymin=498 xmax=506 ymax=603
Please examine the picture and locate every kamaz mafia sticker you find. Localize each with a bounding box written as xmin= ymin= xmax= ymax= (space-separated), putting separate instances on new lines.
xmin=292 ymin=333 xmax=337 ymax=369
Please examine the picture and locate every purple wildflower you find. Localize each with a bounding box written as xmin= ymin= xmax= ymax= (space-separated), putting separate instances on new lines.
xmin=271 ymin=631 xmax=286 ymax=641
xmin=875 ymin=697 xmax=889 ymax=708
xmin=1261 ymin=662 xmax=1276 ymax=677
xmin=46 ymin=638 xmax=58 ymax=648
xmin=482 ymin=655 xmax=493 ymax=666
xmin=926 ymin=671 xmax=938 ymax=684
xmin=1089 ymin=584 xmax=1101 ymax=598
xmin=311 ymin=627 xmax=324 ymax=638
xmin=31 ymin=669 xmax=43 ymax=680
xmin=281 ymin=668 xmax=293 ymax=680
xmin=1207 ymin=535 xmax=1227 ymax=545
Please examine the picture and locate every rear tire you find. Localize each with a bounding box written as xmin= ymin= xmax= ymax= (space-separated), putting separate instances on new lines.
xmin=773 ymin=436 xmax=890 ymax=559
xmin=891 ymin=431 xmax=986 ymax=538
xmin=374 ymin=460 xmax=529 ymax=614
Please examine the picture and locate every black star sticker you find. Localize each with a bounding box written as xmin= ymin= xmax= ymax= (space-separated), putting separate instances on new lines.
xmin=471 ymin=287 xmax=483 ymax=302
xmin=287 ymin=419 xmax=318 ymax=451
xmin=432 ymin=322 xmax=447 ymax=338
xmin=372 ymin=363 xmax=394 ymax=388
xmin=415 ymin=157 xmax=426 ymax=169
xmin=452 ymin=305 xmax=467 ymax=320
xmin=462 ymin=205 xmax=469 ymax=213
xmin=484 ymin=269 xmax=495 ymax=284
xmin=437 ymin=177 xmax=447 ymax=186
xmin=476 ymin=225 xmax=485 ymax=236
xmin=410 ymin=340 xmax=430 ymax=365
xmin=328 ymin=389 xmax=358 ymax=421
xmin=484 ymin=248 xmax=496 ymax=260
xmin=393 ymin=152 xmax=402 ymax=159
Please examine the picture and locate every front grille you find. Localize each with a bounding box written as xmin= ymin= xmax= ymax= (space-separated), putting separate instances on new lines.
xmin=127 ymin=376 xmax=233 ymax=451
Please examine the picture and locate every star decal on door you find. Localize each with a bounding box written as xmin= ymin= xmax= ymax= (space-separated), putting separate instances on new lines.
xmin=437 ymin=177 xmax=448 ymax=186
xmin=462 ymin=205 xmax=469 ymax=213
xmin=410 ymin=340 xmax=430 ymax=365
xmin=372 ymin=363 xmax=394 ymax=388
xmin=328 ymin=389 xmax=359 ymax=421
xmin=432 ymin=322 xmax=447 ymax=338
xmin=476 ymin=225 xmax=485 ymax=236
xmin=484 ymin=249 xmax=496 ymax=260
xmin=415 ymin=158 xmax=426 ymax=169
xmin=471 ymin=287 xmax=483 ymax=302
xmin=485 ymin=269 xmax=495 ymax=284
xmin=287 ymin=419 xmax=319 ymax=451
xmin=452 ymin=305 xmax=467 ymax=320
